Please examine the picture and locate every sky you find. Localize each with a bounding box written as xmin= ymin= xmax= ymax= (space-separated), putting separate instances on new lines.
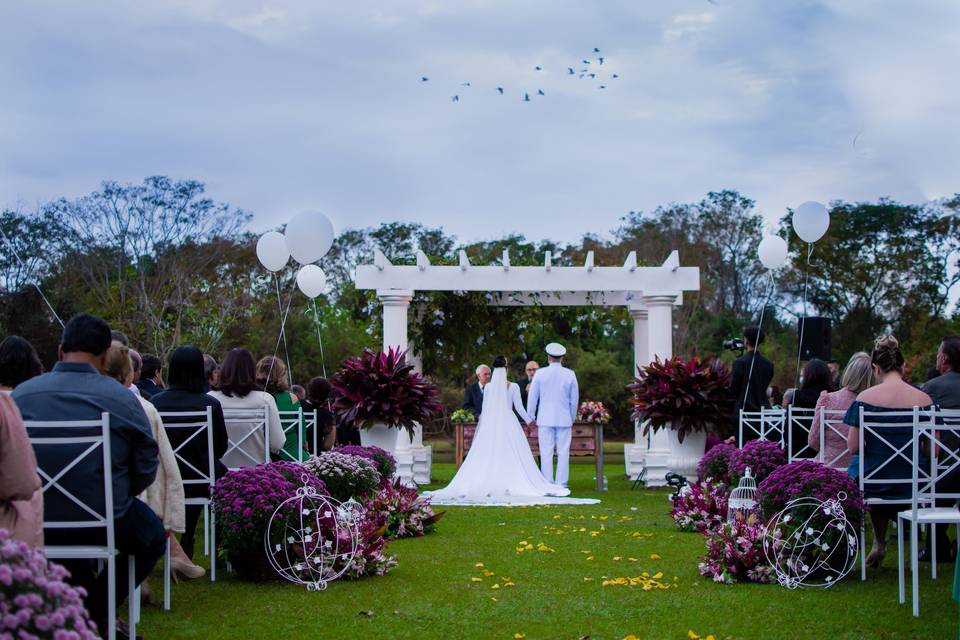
xmin=2 ymin=0 xmax=959 ymax=246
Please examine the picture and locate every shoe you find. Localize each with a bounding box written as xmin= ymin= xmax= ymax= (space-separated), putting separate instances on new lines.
xmin=178 ymin=535 xmax=195 ymax=561
xmin=139 ymin=580 xmax=156 ymax=606
xmin=170 ymin=555 xmax=206 ymax=581
xmin=866 ymin=545 xmax=886 ymax=569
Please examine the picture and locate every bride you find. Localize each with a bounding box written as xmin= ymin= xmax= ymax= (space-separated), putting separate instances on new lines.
xmin=425 ymin=356 xmax=598 ymax=506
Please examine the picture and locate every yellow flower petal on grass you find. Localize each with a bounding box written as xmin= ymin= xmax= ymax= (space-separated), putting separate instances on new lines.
xmin=491 ymin=584 xmax=500 ymax=589
xmin=514 ymin=634 xmax=526 ymax=639
xmin=649 ymin=554 xmax=661 ymax=560
xmin=483 ymin=570 xmax=495 ymax=577
xmin=688 ymin=631 xmax=699 ymax=639
xmin=475 ymin=562 xmax=485 ymax=568
xmin=613 ymin=556 xmax=622 ymax=561
xmin=623 ymin=635 xmax=640 ymax=640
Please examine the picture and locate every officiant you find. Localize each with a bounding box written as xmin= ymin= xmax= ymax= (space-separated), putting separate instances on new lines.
xmin=462 ymin=364 xmax=491 ymax=420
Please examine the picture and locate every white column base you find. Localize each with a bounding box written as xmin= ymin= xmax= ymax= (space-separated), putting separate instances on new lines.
xmin=410 ymin=444 xmax=432 ymax=485
xmin=394 ymin=448 xmax=416 ymax=487
xmin=642 ymin=429 xmax=672 ymax=487
xmin=624 ymin=444 xmax=647 ymax=480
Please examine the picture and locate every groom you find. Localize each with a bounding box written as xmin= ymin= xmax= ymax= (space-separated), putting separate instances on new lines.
xmin=526 ymin=342 xmax=579 ymax=487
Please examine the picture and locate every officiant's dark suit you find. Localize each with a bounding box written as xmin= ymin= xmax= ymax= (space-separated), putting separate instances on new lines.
xmin=462 ymin=382 xmax=483 ymax=419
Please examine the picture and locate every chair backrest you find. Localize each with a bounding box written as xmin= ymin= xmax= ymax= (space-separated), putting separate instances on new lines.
xmin=222 ymin=407 xmax=270 ymax=469
xmin=304 ymin=408 xmax=318 ymax=454
xmin=158 ymin=406 xmax=215 ymax=491
xmin=25 ymin=412 xmax=114 ymax=548
xmin=817 ymin=407 xmax=850 ymax=468
xmin=738 ymin=408 xmax=785 ymax=446
xmin=912 ymin=408 xmax=960 ymax=508
xmin=277 ymin=408 xmax=308 ymax=462
xmin=858 ymin=406 xmax=931 ymax=503
xmin=787 ymin=405 xmax=817 ymax=461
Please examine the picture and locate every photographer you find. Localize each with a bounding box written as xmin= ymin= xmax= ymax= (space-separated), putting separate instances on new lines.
xmin=730 ymin=326 xmax=774 ymax=432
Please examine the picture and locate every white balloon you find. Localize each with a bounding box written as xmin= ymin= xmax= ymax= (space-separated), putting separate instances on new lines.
xmin=285 ymin=211 xmax=335 ymax=265
xmin=792 ymin=201 xmax=830 ymax=243
xmin=296 ymin=264 xmax=327 ymax=299
xmin=757 ymin=234 xmax=789 ymax=270
xmin=256 ymin=231 xmax=290 ymax=272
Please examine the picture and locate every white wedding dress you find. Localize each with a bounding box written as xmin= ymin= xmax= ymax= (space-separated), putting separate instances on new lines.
xmin=425 ymin=368 xmax=599 ymax=506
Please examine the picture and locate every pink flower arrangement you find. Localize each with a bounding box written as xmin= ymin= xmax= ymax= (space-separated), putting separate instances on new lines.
xmin=366 ymin=479 xmax=438 ymax=539
xmin=697 ymin=443 xmax=738 ymax=485
xmin=729 ymin=439 xmax=786 ymax=485
xmin=698 ymin=519 xmax=774 ymax=585
xmin=331 ymin=445 xmax=397 ymax=483
xmin=757 ymin=460 xmax=866 ymax=526
xmin=576 ymin=400 xmax=611 ymax=425
xmin=346 ymin=509 xmax=397 ymax=578
xmin=0 ymin=528 xmax=98 ymax=639
xmin=670 ymin=481 xmax=729 ymax=534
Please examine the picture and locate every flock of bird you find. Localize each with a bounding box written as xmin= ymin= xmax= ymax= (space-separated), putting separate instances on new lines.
xmin=420 ymin=47 xmax=619 ymax=103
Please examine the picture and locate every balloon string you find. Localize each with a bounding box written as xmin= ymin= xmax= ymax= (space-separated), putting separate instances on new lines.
xmin=311 ymin=299 xmax=327 ymax=379
xmin=274 ymin=274 xmax=294 ymax=387
xmin=0 ymin=225 xmax=65 ymax=328
xmin=794 ymin=242 xmax=814 ymax=386
xmin=743 ymin=271 xmax=773 ymax=411
xmin=264 ymin=280 xmax=295 ymax=392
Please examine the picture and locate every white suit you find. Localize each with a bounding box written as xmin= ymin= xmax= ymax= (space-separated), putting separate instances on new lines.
xmin=526 ymin=361 xmax=579 ymax=486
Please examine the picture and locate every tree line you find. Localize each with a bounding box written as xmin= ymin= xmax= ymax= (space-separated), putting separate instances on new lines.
xmin=2 ymin=176 xmax=958 ymax=437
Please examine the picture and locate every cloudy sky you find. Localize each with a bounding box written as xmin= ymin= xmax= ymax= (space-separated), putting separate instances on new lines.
xmin=2 ymin=0 xmax=958 ymax=245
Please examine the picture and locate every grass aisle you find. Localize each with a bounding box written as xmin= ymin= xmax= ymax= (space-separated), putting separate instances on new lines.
xmin=139 ymin=463 xmax=953 ymax=639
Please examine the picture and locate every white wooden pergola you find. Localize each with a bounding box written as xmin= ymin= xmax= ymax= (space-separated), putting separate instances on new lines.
xmin=354 ymin=248 xmax=701 ymax=486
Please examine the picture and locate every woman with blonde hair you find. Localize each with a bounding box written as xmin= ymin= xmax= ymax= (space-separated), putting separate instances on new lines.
xmin=256 ymin=356 xmax=302 ymax=461
xmin=809 ymin=352 xmax=875 ymax=470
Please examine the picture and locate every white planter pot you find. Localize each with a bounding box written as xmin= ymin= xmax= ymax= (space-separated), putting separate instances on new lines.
xmin=665 ymin=429 xmax=707 ymax=479
xmin=359 ymin=423 xmax=399 ymax=452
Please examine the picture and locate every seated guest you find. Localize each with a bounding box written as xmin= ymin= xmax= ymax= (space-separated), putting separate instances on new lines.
xmin=209 ymin=348 xmax=285 ymax=468
xmin=336 ymin=415 xmax=361 ymax=447
xmin=809 ymin=352 xmax=874 ymax=470
xmin=0 ymin=389 xmax=43 ymax=548
xmin=256 ymin=356 xmax=302 ymax=460
xmin=13 ymin=314 xmax=164 ymax=634
xmin=110 ymin=330 xmax=129 ymax=346
xmin=827 ymin=359 xmax=842 ymax=390
xmin=102 ymin=341 xmax=202 ymax=590
xmin=300 ymin=377 xmax=335 ymax=453
xmin=129 ymin=348 xmax=143 ymax=397
xmin=785 ymin=358 xmax=833 ymax=458
xmin=845 ymin=335 xmax=933 ymax=569
xmin=203 ymin=354 xmax=219 ymax=392
xmin=291 ymin=384 xmax=306 ymax=403
xmin=0 ymin=334 xmax=44 ymax=389
xmin=137 ymin=353 xmax=164 ymax=399
xmin=151 ymin=346 xmax=229 ymax=560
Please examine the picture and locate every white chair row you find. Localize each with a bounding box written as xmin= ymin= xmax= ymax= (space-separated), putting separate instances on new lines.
xmin=221 ymin=407 xmax=319 ymax=468
xmin=739 ymin=405 xmax=855 ymax=467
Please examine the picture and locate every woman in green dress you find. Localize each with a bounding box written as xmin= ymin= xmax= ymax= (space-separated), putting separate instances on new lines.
xmin=256 ymin=356 xmax=304 ymax=461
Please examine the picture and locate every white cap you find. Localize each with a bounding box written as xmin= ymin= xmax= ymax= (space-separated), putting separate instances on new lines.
xmin=545 ymin=342 xmax=566 ymax=357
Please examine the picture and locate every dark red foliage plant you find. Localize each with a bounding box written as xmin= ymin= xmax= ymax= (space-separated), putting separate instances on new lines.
xmin=629 ymin=355 xmax=734 ymax=443
xmin=331 ymin=347 xmax=443 ymax=438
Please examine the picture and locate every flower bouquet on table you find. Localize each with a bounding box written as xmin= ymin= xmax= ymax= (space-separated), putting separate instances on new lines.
xmin=670 ymin=480 xmax=729 ymax=534
xmin=698 ymin=516 xmax=774 ymax=585
xmin=629 ymin=355 xmax=733 ymax=442
xmin=331 ymin=347 xmax=444 ymax=439
xmin=0 ymin=528 xmax=98 ymax=639
xmin=331 ymin=445 xmax=397 ymax=484
xmin=576 ymin=400 xmax=611 ymax=424
xmin=729 ymin=439 xmax=786 ymax=485
xmin=450 ymin=408 xmax=475 ymax=424
xmin=304 ymin=452 xmax=381 ymax=502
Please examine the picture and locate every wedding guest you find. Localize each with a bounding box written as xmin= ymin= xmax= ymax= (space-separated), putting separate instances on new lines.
xmin=731 ymin=326 xmax=774 ymax=435
xmin=828 ymin=359 xmax=842 ymax=390
xmin=209 ymin=348 xmax=285 ymax=468
xmin=0 ymin=335 xmax=44 ymax=389
xmin=151 ymin=346 xmax=228 ymax=562
xmin=786 ymin=359 xmax=833 ymax=409
xmin=102 ymin=341 xmax=201 ymax=590
xmin=768 ymin=385 xmax=784 ymax=408
xmin=111 ymin=329 xmax=129 ymax=346
xmin=203 ymin=353 xmax=219 ymax=391
xmin=462 ymin=364 xmax=491 ymax=420
xmin=13 ymin=314 xmax=164 ymax=633
xmin=291 ymin=384 xmax=306 ymax=403
xmin=128 ymin=348 xmax=143 ymax=397
xmin=256 ymin=356 xmax=302 ymax=460
xmin=845 ymin=335 xmax=932 ymax=569
xmin=137 ymin=353 xmax=164 ymax=399
xmin=0 ymin=386 xmax=43 ymax=548
xmin=300 ymin=377 xmax=335 ymax=453
xmin=809 ymin=352 xmax=874 ymax=470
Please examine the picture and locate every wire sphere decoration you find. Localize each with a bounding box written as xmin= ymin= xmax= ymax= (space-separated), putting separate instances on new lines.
xmin=762 ymin=492 xmax=858 ymax=589
xmin=727 ymin=467 xmax=757 ymax=523
xmin=263 ymin=474 xmax=364 ymax=591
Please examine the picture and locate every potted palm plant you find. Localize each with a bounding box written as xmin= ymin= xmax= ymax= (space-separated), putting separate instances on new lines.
xmin=331 ymin=347 xmax=443 ymax=453
xmin=629 ymin=355 xmax=733 ymax=477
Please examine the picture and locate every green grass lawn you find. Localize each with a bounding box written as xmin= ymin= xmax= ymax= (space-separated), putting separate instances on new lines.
xmin=137 ymin=464 xmax=956 ymax=640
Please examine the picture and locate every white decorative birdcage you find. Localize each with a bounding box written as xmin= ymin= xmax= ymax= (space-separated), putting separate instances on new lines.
xmin=727 ymin=466 xmax=757 ymax=523
xmin=263 ymin=474 xmax=363 ymax=591
xmin=761 ymin=492 xmax=858 ymax=589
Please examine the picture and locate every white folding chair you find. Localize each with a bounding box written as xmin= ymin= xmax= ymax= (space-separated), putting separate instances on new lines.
xmin=304 ymin=408 xmax=318 ymax=455
xmin=160 ymin=407 xmax=218 ymax=600
xmin=787 ymin=405 xmax=817 ymax=461
xmin=817 ymin=407 xmax=851 ymax=469
xmin=857 ymin=405 xmax=932 ymax=581
xmin=26 ymin=412 xmax=136 ymax=640
xmin=277 ymin=408 xmax=305 ymax=463
xmin=898 ymin=408 xmax=960 ymax=616
xmin=738 ymin=407 xmax=785 ymax=446
xmin=222 ymin=407 xmax=271 ymax=470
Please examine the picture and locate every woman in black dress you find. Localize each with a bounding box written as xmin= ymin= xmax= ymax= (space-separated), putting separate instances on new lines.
xmin=301 ymin=376 xmax=337 ymax=453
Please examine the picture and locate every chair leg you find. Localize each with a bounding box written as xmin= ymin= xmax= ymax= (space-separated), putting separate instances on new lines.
xmin=108 ymin=555 xmax=117 ymax=640
xmin=860 ymin=521 xmax=866 ymax=581
xmin=931 ymin=524 xmax=937 ymax=580
xmin=210 ymin=508 xmax=217 ymax=582
xmin=203 ymin=506 xmax=210 ymax=557
xmin=128 ymin=556 xmax=137 ymax=636
xmin=897 ymin=516 xmax=905 ymax=604
xmin=163 ymin=536 xmax=171 ymax=611
xmin=910 ymin=520 xmax=919 ymax=617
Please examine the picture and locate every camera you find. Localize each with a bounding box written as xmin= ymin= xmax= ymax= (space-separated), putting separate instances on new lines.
xmin=723 ymin=338 xmax=745 ymax=353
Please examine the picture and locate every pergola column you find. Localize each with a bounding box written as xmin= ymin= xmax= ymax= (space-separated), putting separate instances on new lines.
xmin=640 ymin=294 xmax=676 ymax=487
xmin=377 ymin=289 xmax=418 ymax=485
xmin=624 ymin=305 xmax=649 ymax=480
